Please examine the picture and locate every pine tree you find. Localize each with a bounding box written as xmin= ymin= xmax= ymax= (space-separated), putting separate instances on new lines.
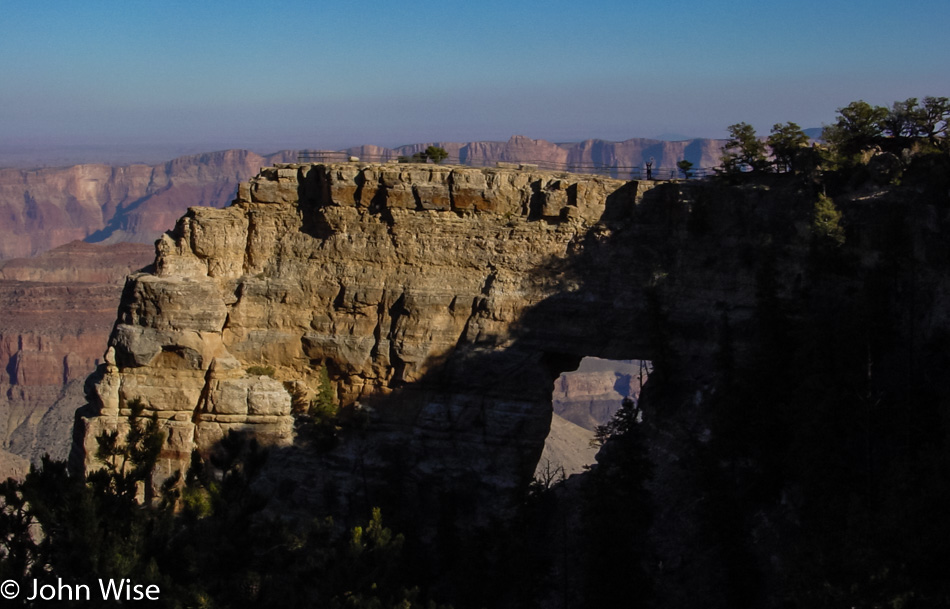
xmin=583 ymin=398 xmax=654 ymax=608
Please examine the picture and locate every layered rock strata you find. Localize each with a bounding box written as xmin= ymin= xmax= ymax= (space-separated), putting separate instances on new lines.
xmin=77 ymin=162 xmax=670 ymax=515
xmin=70 ymin=159 xmax=950 ymax=606
xmin=0 ymin=150 xmax=297 ymax=259
xmin=0 ymin=242 xmax=154 ymax=391
xmin=552 ymin=357 xmax=647 ymax=430
xmin=82 ymin=161 xmax=852 ymax=526
xmin=0 ymin=242 xmax=154 ymax=477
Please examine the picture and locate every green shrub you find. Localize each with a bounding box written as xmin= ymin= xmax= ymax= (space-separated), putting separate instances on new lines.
xmin=246 ymin=365 xmax=276 ymax=377
xmin=309 ymin=365 xmax=337 ymax=421
xmin=812 ymin=194 xmax=845 ymax=246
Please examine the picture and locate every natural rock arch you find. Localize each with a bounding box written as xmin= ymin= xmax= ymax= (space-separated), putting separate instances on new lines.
xmin=74 ymin=163 xmax=769 ymax=521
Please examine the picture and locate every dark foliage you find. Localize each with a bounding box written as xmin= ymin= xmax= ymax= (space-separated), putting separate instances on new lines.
xmin=397 ymin=146 xmax=449 ymax=164
xmin=0 ymin=425 xmax=449 ymax=608
xmin=583 ymin=397 xmax=654 ymax=608
xmin=693 ymin=169 xmax=950 ymax=607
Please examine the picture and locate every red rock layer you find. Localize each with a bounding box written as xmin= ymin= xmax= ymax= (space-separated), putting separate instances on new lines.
xmin=0 ymin=149 xmax=298 ymax=260
xmin=0 ymin=242 xmax=154 ymax=386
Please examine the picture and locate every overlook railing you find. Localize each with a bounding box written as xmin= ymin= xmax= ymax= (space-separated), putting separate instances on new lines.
xmin=296 ymin=150 xmax=721 ymax=180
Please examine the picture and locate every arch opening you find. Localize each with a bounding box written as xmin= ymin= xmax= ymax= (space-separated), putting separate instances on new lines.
xmin=535 ymin=357 xmax=652 ymax=480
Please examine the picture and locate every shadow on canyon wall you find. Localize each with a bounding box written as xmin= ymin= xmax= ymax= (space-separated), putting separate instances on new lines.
xmin=231 ymin=173 xmax=798 ymax=567
xmin=70 ymin=160 xmax=950 ymax=607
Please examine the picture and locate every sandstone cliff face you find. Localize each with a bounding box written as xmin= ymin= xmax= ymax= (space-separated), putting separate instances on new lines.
xmin=80 ymin=163 xmax=855 ymax=523
xmin=77 ymin=162 xmax=667 ymax=516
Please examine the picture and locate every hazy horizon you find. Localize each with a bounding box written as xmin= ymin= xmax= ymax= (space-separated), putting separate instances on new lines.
xmin=3 ymin=1 xmax=948 ymax=167
xmin=0 ymin=132 xmax=737 ymax=169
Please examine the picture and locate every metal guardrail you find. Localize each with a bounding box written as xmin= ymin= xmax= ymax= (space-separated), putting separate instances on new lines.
xmin=295 ymin=150 xmax=721 ymax=180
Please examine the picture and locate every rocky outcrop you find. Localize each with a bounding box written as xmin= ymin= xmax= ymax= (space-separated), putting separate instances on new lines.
xmin=68 ymin=158 xmax=950 ymax=606
xmin=77 ymin=162 xmax=669 ymax=517
xmin=79 ymin=162 xmax=898 ymax=524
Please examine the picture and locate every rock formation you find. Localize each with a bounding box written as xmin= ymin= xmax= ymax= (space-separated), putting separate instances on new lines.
xmin=74 ymin=157 xmax=950 ymax=543
xmin=76 ymin=162 xmax=670 ymax=519
xmin=1 ymin=138 xmax=724 ymax=483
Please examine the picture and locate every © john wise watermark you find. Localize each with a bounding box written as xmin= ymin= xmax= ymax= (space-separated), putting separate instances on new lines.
xmin=1 ymin=580 xmax=19 ymax=600
xmin=1 ymin=578 xmax=160 ymax=602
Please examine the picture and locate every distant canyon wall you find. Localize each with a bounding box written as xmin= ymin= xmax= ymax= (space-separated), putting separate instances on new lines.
xmin=349 ymin=135 xmax=726 ymax=174
xmin=0 ymin=242 xmax=154 ymax=388
xmin=0 ymin=149 xmax=298 ymax=260
xmin=0 ymin=242 xmax=154 ymax=475
xmin=1 ymin=137 xmax=725 ymax=261
xmin=552 ymin=357 xmax=648 ymax=430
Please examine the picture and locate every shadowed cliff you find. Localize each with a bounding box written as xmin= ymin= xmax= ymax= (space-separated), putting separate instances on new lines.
xmin=71 ymin=159 xmax=950 ymax=606
xmin=70 ymin=161 xmax=822 ymax=523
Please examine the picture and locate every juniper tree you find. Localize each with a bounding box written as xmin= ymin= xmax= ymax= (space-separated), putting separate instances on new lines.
xmin=767 ymin=122 xmax=810 ymax=173
xmin=721 ymin=122 xmax=769 ymax=173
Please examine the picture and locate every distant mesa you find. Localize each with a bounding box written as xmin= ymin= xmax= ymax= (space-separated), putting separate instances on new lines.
xmin=651 ymin=133 xmax=694 ymax=141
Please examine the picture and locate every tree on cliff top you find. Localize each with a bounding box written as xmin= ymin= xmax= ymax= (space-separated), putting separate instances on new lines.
xmin=822 ymin=100 xmax=888 ymax=159
xmin=720 ymin=122 xmax=769 ymax=174
xmin=397 ymin=146 xmax=449 ymax=164
xmin=882 ymin=97 xmax=924 ymax=138
xmin=425 ymin=146 xmax=449 ymax=164
xmin=767 ymin=122 xmax=810 ymax=173
xmin=918 ymin=96 xmax=950 ymax=143
xmin=677 ymin=159 xmax=694 ymax=179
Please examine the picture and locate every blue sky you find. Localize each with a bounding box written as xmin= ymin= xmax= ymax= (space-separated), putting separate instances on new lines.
xmin=2 ymin=0 xmax=949 ymax=160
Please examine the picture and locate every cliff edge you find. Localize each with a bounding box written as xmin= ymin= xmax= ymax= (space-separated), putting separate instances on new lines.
xmin=75 ymin=162 xmax=665 ymax=518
